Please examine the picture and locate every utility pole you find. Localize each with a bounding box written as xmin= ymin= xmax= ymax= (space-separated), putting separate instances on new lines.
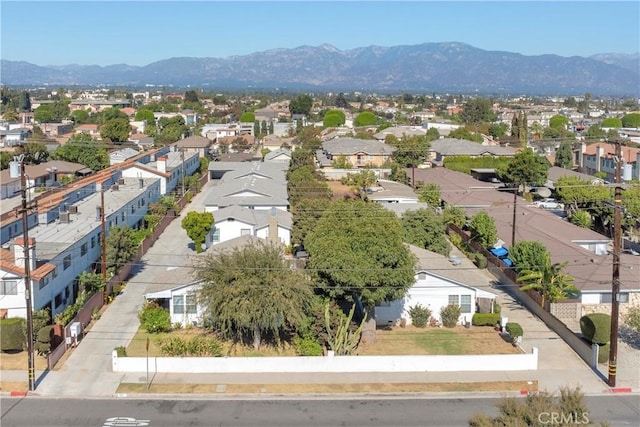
xmin=10 ymin=156 xmax=36 ymax=391
xmin=181 ymin=147 xmax=185 ymax=195
xmin=511 ymin=184 xmax=518 ymax=247
xmin=608 ymin=140 xmax=622 ymax=387
xmin=100 ymin=183 xmax=107 ymax=305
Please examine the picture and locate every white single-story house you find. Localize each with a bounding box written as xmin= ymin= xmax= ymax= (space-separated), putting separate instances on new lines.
xmin=375 ymin=245 xmax=497 ymax=327
xmin=145 ymin=281 xmax=203 ymax=328
xmin=210 ymin=205 xmax=292 ymax=246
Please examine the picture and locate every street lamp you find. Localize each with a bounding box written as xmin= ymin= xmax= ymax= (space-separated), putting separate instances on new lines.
xmin=9 ymin=155 xmax=36 ymax=392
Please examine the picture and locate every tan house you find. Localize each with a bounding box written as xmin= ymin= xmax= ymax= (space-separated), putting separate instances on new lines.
xmin=317 ymin=137 xmax=396 ymax=168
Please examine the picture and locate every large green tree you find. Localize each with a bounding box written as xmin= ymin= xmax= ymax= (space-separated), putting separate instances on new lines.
xmin=105 ymin=226 xmax=138 ymax=274
xmin=468 ymin=211 xmax=498 ymax=248
xmin=509 ymin=240 xmax=550 ymax=273
xmin=135 ymin=109 xmax=155 ymax=123
xmin=601 ymin=117 xmax=622 ymax=128
xmin=496 ymin=148 xmax=550 ymax=189
xmin=554 ymin=142 xmax=574 ymax=169
xmin=621 ymin=113 xmax=640 ymax=128
xmin=323 ymin=109 xmax=346 ymax=128
xmin=52 ymin=133 xmax=109 ymax=171
xmin=100 ymin=118 xmax=131 ymax=142
xmin=195 ymin=240 xmax=314 ymax=349
xmin=390 ymin=135 xmax=431 ymax=187
xmin=181 ymin=211 xmax=214 ymax=253
xmin=549 ymin=115 xmax=570 ymax=130
xmin=417 ymin=183 xmax=441 ymax=207
xmin=459 ymin=97 xmax=496 ymax=125
xmin=289 ymin=94 xmax=313 ymax=116
xmin=305 ymin=199 xmax=417 ymax=341
xmin=401 ymin=208 xmax=451 ymax=256
xmin=354 ymin=111 xmax=377 ymax=127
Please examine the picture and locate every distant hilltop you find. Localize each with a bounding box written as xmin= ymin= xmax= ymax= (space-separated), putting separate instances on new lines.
xmin=1 ymin=42 xmax=638 ymax=96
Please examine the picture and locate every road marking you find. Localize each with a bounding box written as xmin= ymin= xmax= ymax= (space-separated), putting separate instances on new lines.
xmin=103 ymin=417 xmax=150 ymax=427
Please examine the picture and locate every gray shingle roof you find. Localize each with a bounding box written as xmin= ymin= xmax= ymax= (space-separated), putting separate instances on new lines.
xmin=322 ymin=138 xmax=396 ymax=155
xmin=430 ymin=139 xmax=517 ymax=157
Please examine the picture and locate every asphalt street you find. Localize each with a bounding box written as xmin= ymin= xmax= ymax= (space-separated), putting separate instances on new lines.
xmin=1 ymin=395 xmax=639 ymax=427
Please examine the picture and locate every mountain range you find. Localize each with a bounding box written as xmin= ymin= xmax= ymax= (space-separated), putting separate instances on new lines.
xmin=1 ymin=42 xmax=638 ymax=96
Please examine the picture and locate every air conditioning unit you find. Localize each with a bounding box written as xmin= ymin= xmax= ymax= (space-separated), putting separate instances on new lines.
xmin=59 ymin=212 xmax=70 ymax=223
xmin=69 ymin=206 xmax=78 ymax=214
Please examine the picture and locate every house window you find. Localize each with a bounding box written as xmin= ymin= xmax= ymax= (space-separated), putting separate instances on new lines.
xmin=600 ymin=293 xmax=629 ymax=303
xmin=91 ymin=236 xmax=95 ymax=249
xmin=241 ymin=228 xmax=251 ymax=236
xmin=448 ymin=295 xmax=459 ymax=306
xmin=81 ymin=243 xmax=88 ymax=257
xmin=52 ymin=268 xmax=57 ymax=279
xmin=0 ymin=280 xmax=18 ymax=295
xmin=131 ymin=205 xmax=135 ymax=214
xmin=173 ymin=295 xmax=184 ymax=314
xmin=211 ymin=228 xmax=220 ymax=242
xmin=121 ymin=212 xmax=125 ymax=222
xmin=185 ymin=294 xmax=197 ymax=314
xmin=54 ymin=292 xmax=63 ymax=308
xmin=460 ymin=295 xmax=472 ymax=313
xmin=63 ymin=255 xmax=71 ymax=270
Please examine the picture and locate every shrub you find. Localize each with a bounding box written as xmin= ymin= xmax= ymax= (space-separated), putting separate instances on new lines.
xmin=138 ymin=302 xmax=172 ymax=333
xmin=440 ymin=304 xmax=462 ymax=328
xmin=114 ymin=346 xmax=127 ymax=357
xmin=493 ymin=300 xmax=501 ymax=315
xmin=0 ymin=318 xmax=25 ymax=351
xmin=624 ymin=305 xmax=640 ymax=333
xmin=579 ymin=313 xmax=611 ymax=344
xmin=293 ymin=335 xmax=323 ymax=356
xmin=157 ymin=336 xmax=223 ymax=357
xmin=473 ymin=253 xmax=488 ymax=269
xmin=472 ymin=313 xmax=502 ymax=327
xmin=597 ymin=342 xmax=610 ymax=364
xmin=408 ymin=304 xmax=432 ymax=328
xmin=35 ymin=325 xmax=55 ymax=355
xmin=506 ymin=322 xmax=523 ymax=339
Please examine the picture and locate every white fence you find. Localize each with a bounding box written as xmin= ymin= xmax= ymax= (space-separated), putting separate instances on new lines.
xmin=112 ymin=347 xmax=538 ymax=373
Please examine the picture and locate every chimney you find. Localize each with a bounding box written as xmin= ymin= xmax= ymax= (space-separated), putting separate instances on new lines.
xmin=14 ymin=237 xmax=36 ymax=271
xmin=268 ymin=208 xmax=278 ymax=243
xmin=595 ymin=146 xmax=604 ymax=173
xmin=157 ymin=156 xmax=167 ymax=173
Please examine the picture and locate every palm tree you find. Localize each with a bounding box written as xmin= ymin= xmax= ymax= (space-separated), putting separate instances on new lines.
xmin=517 ymin=254 xmax=578 ymax=307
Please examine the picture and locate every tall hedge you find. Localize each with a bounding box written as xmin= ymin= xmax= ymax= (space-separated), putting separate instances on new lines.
xmin=0 ymin=318 xmax=25 ymax=351
xmin=579 ymin=313 xmax=611 ymax=345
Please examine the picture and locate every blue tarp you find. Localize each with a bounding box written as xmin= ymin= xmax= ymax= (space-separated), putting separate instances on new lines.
xmin=490 ymin=247 xmax=508 ymax=258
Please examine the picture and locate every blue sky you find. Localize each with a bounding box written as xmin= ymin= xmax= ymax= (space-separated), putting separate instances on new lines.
xmin=2 ymin=1 xmax=639 ymax=66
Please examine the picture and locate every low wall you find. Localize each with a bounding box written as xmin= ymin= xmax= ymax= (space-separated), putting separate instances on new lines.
xmin=112 ymin=348 xmax=538 ymax=374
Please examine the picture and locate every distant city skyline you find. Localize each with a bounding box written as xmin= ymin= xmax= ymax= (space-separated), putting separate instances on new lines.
xmin=1 ymin=1 xmax=639 ymax=67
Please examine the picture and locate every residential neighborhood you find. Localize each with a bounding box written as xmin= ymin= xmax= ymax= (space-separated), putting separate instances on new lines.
xmin=1 ymin=84 xmax=639 ymax=408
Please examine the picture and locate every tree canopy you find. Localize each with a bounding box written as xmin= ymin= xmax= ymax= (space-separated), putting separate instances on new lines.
xmin=181 ymin=211 xmax=214 ymax=253
xmin=468 ymin=211 xmax=498 ymax=248
xmin=52 ymin=133 xmax=109 ymax=171
xmin=323 ymin=109 xmax=346 ymax=128
xmin=509 ymin=240 xmax=550 ymax=273
xmin=459 ymin=97 xmax=496 ymax=124
xmin=105 ymin=226 xmax=137 ymax=274
xmin=549 ymin=115 xmax=570 ymax=130
xmin=401 ymin=208 xmax=451 ymax=256
xmin=621 ymin=113 xmax=640 ymax=128
xmin=496 ymin=148 xmax=549 ymax=187
xmin=601 ymin=117 xmax=622 ymax=128
xmin=194 ymin=240 xmax=314 ymax=349
xmin=99 ymin=118 xmax=131 ymax=142
xmin=354 ymin=111 xmax=377 ymax=127
xmin=289 ymin=94 xmax=313 ymax=116
xmin=554 ymin=142 xmax=573 ymax=169
xmin=305 ymin=199 xmax=417 ymax=307
xmin=135 ymin=109 xmax=155 ymax=123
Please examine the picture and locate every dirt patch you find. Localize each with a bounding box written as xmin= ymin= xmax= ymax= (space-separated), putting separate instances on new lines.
xmin=0 ymin=351 xmax=48 ymax=370
xmin=116 ymin=380 xmax=538 ymax=395
xmin=326 ymin=180 xmax=356 ymax=200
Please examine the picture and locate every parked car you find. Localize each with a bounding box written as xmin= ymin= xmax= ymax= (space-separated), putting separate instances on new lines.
xmin=623 ymin=248 xmax=640 ymax=256
xmin=534 ymin=198 xmax=564 ymax=210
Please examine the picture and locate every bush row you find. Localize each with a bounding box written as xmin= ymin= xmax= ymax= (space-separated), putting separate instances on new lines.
xmin=472 ymin=313 xmax=502 ymax=327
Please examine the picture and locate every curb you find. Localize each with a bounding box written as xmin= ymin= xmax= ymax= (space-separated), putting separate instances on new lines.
xmin=9 ymin=391 xmax=27 ymax=397
xmin=610 ymin=387 xmax=633 ymax=393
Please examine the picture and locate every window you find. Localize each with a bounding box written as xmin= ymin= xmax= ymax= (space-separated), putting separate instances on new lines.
xmin=81 ymin=243 xmax=87 ymax=257
xmin=54 ymin=292 xmax=63 ymax=308
xmin=600 ymin=293 xmax=629 ymax=303
xmin=52 ymin=268 xmax=57 ymax=279
xmin=173 ymin=295 xmax=184 ymax=314
xmin=241 ymin=228 xmax=251 ymax=236
xmin=39 ymin=277 xmax=49 ymax=290
xmin=1 ymin=280 xmax=18 ymax=295
xmin=91 ymin=236 xmax=95 ymax=249
xmin=185 ymin=294 xmax=197 ymax=314
xmin=212 ymin=228 xmax=220 ymax=242
xmin=63 ymin=255 xmax=71 ymax=270
xmin=131 ymin=205 xmax=135 ymax=214
xmin=448 ymin=295 xmax=459 ymax=306
xmin=460 ymin=295 xmax=472 ymax=313
xmin=121 ymin=212 xmax=125 ymax=222
xmin=173 ymin=294 xmax=197 ymax=314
